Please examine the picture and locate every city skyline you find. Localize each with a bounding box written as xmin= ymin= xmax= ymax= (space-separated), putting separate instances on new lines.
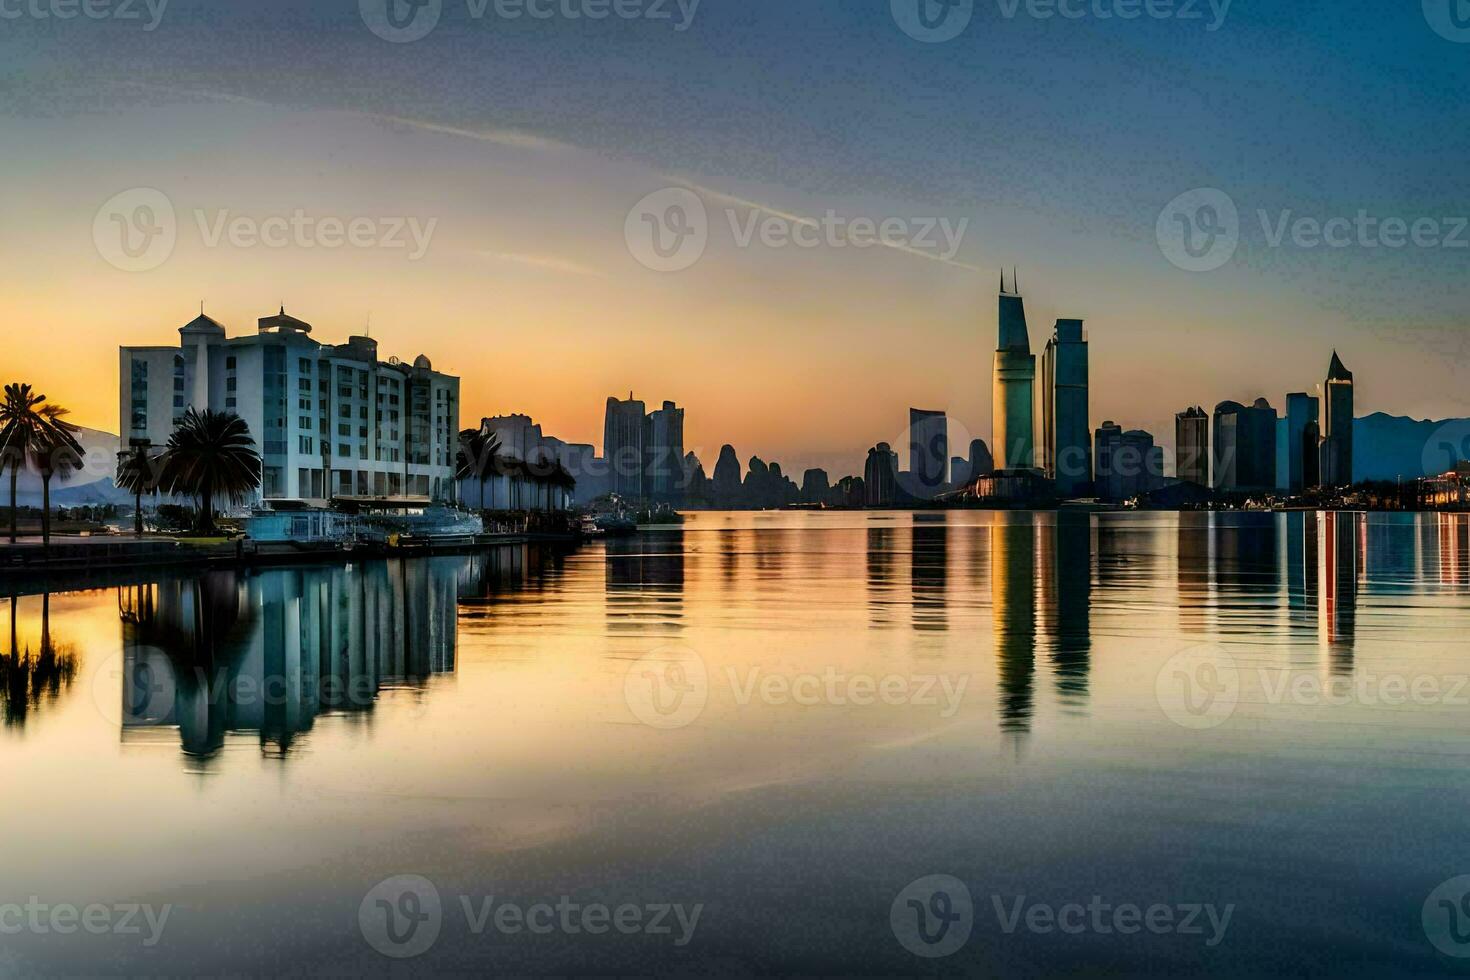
xmin=5 ymin=3 xmax=1469 ymax=471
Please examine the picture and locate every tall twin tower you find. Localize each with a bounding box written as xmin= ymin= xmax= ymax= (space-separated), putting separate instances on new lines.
xmin=991 ymin=270 xmax=1091 ymax=495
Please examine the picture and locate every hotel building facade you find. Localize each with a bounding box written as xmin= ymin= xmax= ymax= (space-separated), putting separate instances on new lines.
xmin=120 ymin=309 xmax=460 ymax=504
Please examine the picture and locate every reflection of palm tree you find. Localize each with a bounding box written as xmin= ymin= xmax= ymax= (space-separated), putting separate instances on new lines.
xmin=158 ymin=409 xmax=263 ymax=534
xmin=116 ymin=444 xmax=161 ymax=538
xmin=1 ymin=592 xmax=79 ymax=728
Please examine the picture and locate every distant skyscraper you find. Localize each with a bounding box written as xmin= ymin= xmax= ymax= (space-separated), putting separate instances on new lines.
xmin=1213 ymin=398 xmax=1278 ymax=493
xmin=645 ymin=400 xmax=685 ymax=505
xmin=1285 ymin=392 xmax=1320 ymax=493
xmin=864 ymin=443 xmax=899 ymax=507
xmin=992 ymin=272 xmax=1036 ymax=471
xmin=1094 ymin=422 xmax=1163 ymax=502
xmin=1041 ymin=318 xmax=1090 ymax=496
xmin=909 ymin=408 xmax=948 ymax=498
xmin=1320 ymin=352 xmax=1354 ymax=488
xmin=603 ymin=393 xmax=646 ymax=499
xmin=1174 ymin=406 xmax=1209 ymax=487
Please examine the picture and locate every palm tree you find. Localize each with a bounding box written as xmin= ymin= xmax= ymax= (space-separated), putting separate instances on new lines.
xmin=455 ymin=429 xmax=502 ymax=513
xmin=158 ymin=409 xmax=262 ymax=534
xmin=26 ymin=399 xmax=83 ymax=552
xmin=116 ymin=443 xmax=161 ymax=537
xmin=0 ymin=383 xmax=47 ymax=543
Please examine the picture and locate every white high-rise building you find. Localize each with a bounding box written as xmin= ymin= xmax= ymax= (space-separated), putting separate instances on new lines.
xmin=120 ymin=309 xmax=460 ymax=504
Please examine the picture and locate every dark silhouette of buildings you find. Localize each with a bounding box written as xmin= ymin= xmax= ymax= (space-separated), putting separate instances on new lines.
xmin=1285 ymin=392 xmax=1320 ymax=493
xmin=1041 ymin=318 xmax=1091 ymax=496
xmin=1214 ymin=398 xmax=1278 ymax=493
xmin=1094 ymin=421 xmax=1164 ymax=502
xmin=908 ymin=408 xmax=948 ymax=498
xmin=1321 ymin=352 xmax=1354 ymax=488
xmin=1175 ymin=406 xmax=1209 ymax=487
xmin=864 ymin=443 xmax=899 ymax=506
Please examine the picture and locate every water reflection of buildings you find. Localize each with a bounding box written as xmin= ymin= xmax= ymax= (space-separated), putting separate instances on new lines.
xmin=867 ymin=526 xmax=898 ymax=629
xmin=1038 ymin=512 xmax=1091 ymax=712
xmin=1319 ymin=511 xmax=1358 ymax=671
xmin=605 ymin=531 xmax=685 ymax=633
xmin=117 ymin=559 xmax=461 ymax=760
xmin=992 ymin=514 xmax=1036 ymax=743
xmin=911 ymin=517 xmax=948 ymax=633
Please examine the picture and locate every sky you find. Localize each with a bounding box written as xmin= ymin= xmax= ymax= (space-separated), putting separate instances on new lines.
xmin=2 ymin=0 xmax=1469 ymax=479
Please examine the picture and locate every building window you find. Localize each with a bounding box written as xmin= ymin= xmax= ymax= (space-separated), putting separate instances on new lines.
xmin=298 ymin=358 xmax=311 ymax=374
xmin=226 ymin=356 xmax=236 ymax=369
xmin=173 ymin=395 xmax=184 ymax=408
xmin=225 ymin=397 xmax=237 ymax=409
xmin=226 ymin=376 xmax=237 ymax=392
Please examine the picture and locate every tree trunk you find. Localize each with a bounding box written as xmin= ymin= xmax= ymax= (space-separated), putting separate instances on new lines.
xmin=7 ymin=465 xmax=16 ymax=544
xmin=135 ymin=491 xmax=143 ymax=537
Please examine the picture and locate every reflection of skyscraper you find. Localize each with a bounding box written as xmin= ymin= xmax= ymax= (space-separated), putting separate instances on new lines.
xmin=909 ymin=409 xmax=948 ymax=497
xmin=992 ymin=514 xmax=1036 ymax=740
xmin=1041 ymin=319 xmax=1090 ymax=496
xmin=1320 ymin=510 xmax=1357 ymax=668
xmin=605 ymin=530 xmax=686 ymax=632
xmin=1285 ymin=393 xmax=1320 ymax=493
xmin=1320 ymin=352 xmax=1354 ymax=488
xmin=1175 ymin=407 xmax=1209 ymax=487
xmin=1039 ymin=512 xmax=1091 ymax=709
xmin=911 ymin=518 xmax=948 ymax=632
xmin=993 ymin=273 xmax=1036 ymax=471
xmin=867 ymin=525 xmax=897 ymax=629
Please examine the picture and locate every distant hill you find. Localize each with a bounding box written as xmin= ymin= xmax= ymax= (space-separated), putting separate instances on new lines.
xmin=1354 ymin=413 xmax=1470 ymax=482
xmin=3 ymin=426 xmax=125 ymax=506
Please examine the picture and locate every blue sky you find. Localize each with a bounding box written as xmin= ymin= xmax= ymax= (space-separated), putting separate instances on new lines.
xmin=3 ymin=0 xmax=1468 ymax=474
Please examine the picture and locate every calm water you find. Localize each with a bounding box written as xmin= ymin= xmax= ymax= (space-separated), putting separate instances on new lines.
xmin=4 ymin=510 xmax=1470 ymax=976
